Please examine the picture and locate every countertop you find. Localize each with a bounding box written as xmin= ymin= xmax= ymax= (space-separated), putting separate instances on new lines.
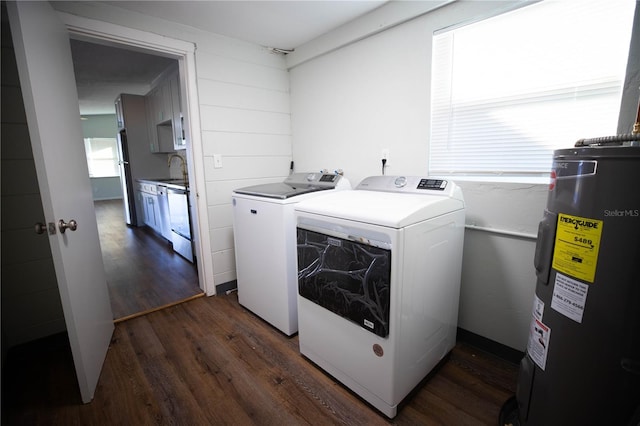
xmin=137 ymin=178 xmax=188 ymax=191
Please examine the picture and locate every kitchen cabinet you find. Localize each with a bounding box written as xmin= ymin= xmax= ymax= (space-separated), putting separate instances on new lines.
xmin=145 ymin=69 xmax=184 ymax=153
xmin=143 ymin=192 xmax=160 ymax=232
xmin=147 ymin=81 xmax=171 ymax=125
xmin=158 ymin=80 xmax=172 ymax=124
xmin=145 ymin=87 xmax=158 ymax=152
xmin=170 ymin=73 xmax=185 ymax=150
xmin=137 ymin=181 xmax=162 ymax=234
xmin=145 ymin=86 xmax=174 ymax=154
xmin=136 ymin=179 xmax=190 ymax=260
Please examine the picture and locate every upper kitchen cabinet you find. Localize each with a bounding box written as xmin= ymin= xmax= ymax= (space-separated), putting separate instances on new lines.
xmin=145 ymin=83 xmax=173 ymax=153
xmin=145 ymin=65 xmax=185 ymax=152
xmin=170 ymin=73 xmax=185 ymax=150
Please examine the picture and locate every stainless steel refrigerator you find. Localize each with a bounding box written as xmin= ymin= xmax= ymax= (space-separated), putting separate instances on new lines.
xmin=116 ymin=128 xmax=136 ymax=225
xmin=114 ymin=94 xmax=170 ymax=226
xmin=504 ymin=138 xmax=640 ymax=425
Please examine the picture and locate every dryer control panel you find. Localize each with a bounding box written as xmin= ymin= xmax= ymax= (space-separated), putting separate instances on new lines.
xmin=357 ymin=176 xmax=457 ymax=197
xmin=417 ymin=178 xmax=447 ymax=190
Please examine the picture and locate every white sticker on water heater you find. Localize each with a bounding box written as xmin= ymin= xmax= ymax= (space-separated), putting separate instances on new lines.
xmin=527 ymin=317 xmax=551 ymax=371
xmin=551 ymin=273 xmax=589 ymax=323
xmin=532 ymin=294 xmax=544 ymax=321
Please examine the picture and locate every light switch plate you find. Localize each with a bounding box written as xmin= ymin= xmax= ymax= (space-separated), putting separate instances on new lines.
xmin=213 ymin=154 xmax=223 ymax=169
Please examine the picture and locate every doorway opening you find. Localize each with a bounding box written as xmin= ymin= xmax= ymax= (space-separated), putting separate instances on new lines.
xmin=69 ymin=39 xmax=203 ymax=321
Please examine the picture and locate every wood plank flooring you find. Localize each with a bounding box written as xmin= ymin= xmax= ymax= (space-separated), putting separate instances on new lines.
xmin=2 ymin=293 xmax=518 ymax=425
xmin=94 ymin=199 xmax=202 ymax=320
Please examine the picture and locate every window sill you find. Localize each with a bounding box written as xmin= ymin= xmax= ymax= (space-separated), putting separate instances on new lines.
xmin=431 ymin=174 xmax=551 ymax=185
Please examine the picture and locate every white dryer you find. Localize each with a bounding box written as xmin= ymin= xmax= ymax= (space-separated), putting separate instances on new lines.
xmin=294 ymin=176 xmax=465 ymax=418
xmin=232 ymin=172 xmax=350 ymax=336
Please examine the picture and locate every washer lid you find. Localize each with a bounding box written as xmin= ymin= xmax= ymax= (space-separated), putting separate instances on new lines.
xmin=234 ymin=182 xmax=331 ymax=199
xmin=295 ymin=188 xmax=464 ymax=228
xmin=233 ymin=172 xmax=345 ymax=199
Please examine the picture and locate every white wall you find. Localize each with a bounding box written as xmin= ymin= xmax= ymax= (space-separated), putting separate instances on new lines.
xmin=81 ymin=114 xmax=117 ymax=138
xmin=50 ymin=1 xmax=292 ymax=289
xmin=196 ymin=51 xmax=291 ymax=285
xmin=289 ymin=1 xmax=546 ymax=351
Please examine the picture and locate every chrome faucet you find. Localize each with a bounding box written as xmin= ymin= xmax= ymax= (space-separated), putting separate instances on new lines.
xmin=168 ymin=154 xmax=188 ymax=184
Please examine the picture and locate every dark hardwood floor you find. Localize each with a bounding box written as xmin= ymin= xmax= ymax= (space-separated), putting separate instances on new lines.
xmin=2 ymin=293 xmax=518 ymax=425
xmin=94 ymin=199 xmax=202 ymax=320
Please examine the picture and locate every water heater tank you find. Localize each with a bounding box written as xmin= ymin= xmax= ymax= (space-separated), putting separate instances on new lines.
xmin=508 ymin=144 xmax=640 ymax=425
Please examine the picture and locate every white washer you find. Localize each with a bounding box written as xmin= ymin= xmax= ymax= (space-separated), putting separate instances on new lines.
xmin=294 ymin=176 xmax=465 ymax=418
xmin=232 ymin=172 xmax=350 ymax=336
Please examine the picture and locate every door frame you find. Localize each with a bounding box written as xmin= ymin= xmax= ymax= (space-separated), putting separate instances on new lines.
xmin=58 ymin=11 xmax=215 ymax=296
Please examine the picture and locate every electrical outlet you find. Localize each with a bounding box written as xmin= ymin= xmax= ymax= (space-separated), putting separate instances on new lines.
xmin=213 ymin=154 xmax=223 ymax=169
xmin=381 ymin=149 xmax=389 ymax=161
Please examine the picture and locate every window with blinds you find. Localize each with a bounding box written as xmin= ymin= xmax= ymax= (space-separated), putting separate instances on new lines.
xmin=429 ymin=0 xmax=635 ymax=182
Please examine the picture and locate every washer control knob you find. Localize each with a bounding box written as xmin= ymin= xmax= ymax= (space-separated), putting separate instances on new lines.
xmin=306 ymin=173 xmax=317 ymax=182
xmin=394 ymin=176 xmax=407 ymax=188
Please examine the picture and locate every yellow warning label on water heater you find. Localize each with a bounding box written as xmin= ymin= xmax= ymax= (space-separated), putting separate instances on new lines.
xmin=552 ymin=214 xmax=603 ymax=283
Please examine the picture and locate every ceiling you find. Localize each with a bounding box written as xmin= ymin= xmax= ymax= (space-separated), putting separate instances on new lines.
xmin=71 ymin=40 xmax=177 ymax=116
xmin=71 ymin=1 xmax=388 ymax=115
xmin=103 ymin=1 xmax=388 ymax=50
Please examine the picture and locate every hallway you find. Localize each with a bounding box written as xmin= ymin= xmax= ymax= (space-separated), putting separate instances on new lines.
xmin=94 ymin=199 xmax=202 ymax=320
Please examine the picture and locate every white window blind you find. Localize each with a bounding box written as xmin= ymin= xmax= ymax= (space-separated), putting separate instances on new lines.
xmin=429 ymin=0 xmax=635 ymax=180
xmin=84 ymin=138 xmax=119 ymax=177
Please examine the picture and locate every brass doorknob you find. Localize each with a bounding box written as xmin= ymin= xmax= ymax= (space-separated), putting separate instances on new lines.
xmin=58 ymin=219 xmax=78 ymax=233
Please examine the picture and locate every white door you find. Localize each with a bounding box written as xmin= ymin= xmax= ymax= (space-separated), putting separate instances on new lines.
xmin=7 ymin=1 xmax=114 ymax=403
